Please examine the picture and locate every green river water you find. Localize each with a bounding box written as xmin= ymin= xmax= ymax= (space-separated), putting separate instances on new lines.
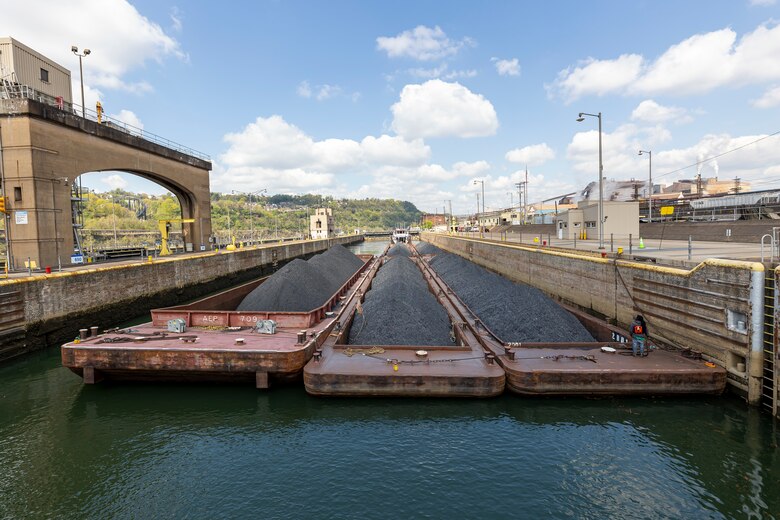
xmin=1 ymin=241 xmax=779 ymax=519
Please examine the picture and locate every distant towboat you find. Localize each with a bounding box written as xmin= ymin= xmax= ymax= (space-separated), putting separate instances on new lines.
xmin=392 ymin=228 xmax=409 ymax=243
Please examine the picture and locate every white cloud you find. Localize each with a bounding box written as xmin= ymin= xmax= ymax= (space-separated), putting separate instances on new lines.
xmin=108 ymin=109 xmax=144 ymax=130
xmin=549 ymin=21 xmax=780 ymax=102
xmin=297 ymin=80 xmax=355 ymax=101
xmin=297 ymin=81 xmax=312 ymax=98
xmin=217 ymin=116 xmax=437 ymax=190
xmin=566 ymin=123 xmax=672 ymax=185
xmin=505 ymin=143 xmax=556 ymax=166
xmin=215 ymin=115 xmax=494 ymax=211
xmin=752 ymin=85 xmax=780 ymax=108
xmin=170 ymin=7 xmax=183 ymax=32
xmin=749 ymin=0 xmax=776 ymax=5
xmin=407 ymin=63 xmax=477 ymax=80
xmin=630 ymin=100 xmax=692 ymax=124
xmin=360 ymin=135 xmax=431 ymax=166
xmin=0 ymin=0 xmax=186 ymax=100
xmin=316 ymin=84 xmax=342 ymax=101
xmin=492 ymin=57 xmax=520 ymax=76
xmin=102 ymin=174 xmax=129 ymax=190
xmin=390 ymin=80 xmax=499 ymax=139
xmin=376 ymin=25 xmax=474 ymax=61
xmin=566 ymin=121 xmax=780 ymax=191
xmin=547 ymin=54 xmax=643 ymax=103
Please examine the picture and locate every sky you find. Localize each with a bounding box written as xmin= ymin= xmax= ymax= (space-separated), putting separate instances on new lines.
xmin=3 ymin=0 xmax=780 ymax=214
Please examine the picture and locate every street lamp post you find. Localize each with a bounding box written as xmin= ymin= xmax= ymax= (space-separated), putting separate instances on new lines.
xmin=473 ymin=179 xmax=485 ymax=229
xmin=108 ymin=194 xmax=117 ymax=248
xmin=576 ymin=112 xmax=604 ymax=249
xmin=71 ymin=46 xmax=91 ymax=118
xmin=250 ymin=189 xmax=266 ymax=244
xmin=638 ymin=150 xmax=652 ymax=223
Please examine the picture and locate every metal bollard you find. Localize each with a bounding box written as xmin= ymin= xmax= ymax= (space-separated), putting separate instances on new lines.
xmin=629 ymin=234 xmax=633 ymax=255
xmin=504 ymin=345 xmax=516 ymax=361
xmin=79 ymin=328 xmax=89 ymax=340
xmin=90 ymin=326 xmax=99 ymax=337
xmin=688 ymin=235 xmax=692 ymax=261
xmin=485 ymin=354 xmax=495 ymax=365
xmin=313 ymin=351 xmax=322 ymax=363
xmin=297 ymin=330 xmax=307 ymax=344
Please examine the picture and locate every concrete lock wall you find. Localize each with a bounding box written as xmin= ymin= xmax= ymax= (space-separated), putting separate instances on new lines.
xmin=424 ymin=233 xmax=765 ymax=403
xmin=0 ymin=236 xmax=361 ymax=362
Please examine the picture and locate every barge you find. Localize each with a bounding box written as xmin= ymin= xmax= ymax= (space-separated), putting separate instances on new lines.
xmin=303 ymin=249 xmax=505 ymax=397
xmin=61 ymin=254 xmax=376 ymax=387
xmin=415 ymin=244 xmax=727 ymax=396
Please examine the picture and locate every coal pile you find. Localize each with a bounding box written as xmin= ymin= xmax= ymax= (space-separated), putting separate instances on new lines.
xmin=423 ymin=243 xmax=594 ymax=343
xmin=349 ymin=256 xmax=453 ymax=346
xmin=308 ymin=244 xmax=365 ymax=295
xmin=414 ymin=242 xmax=440 ymax=255
xmin=387 ymin=243 xmax=411 ymax=257
xmin=236 ymin=245 xmax=364 ymax=312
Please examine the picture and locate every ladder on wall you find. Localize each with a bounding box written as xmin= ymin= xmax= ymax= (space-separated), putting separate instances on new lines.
xmin=71 ymin=180 xmax=85 ymax=255
xmin=761 ymin=267 xmax=776 ymax=416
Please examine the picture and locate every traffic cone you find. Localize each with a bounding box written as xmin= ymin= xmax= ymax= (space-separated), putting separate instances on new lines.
xmin=639 ymin=237 xmax=645 ymax=249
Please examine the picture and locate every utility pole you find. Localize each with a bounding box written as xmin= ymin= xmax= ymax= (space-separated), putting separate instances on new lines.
xmin=733 ymin=177 xmax=742 ymax=194
xmin=524 ymin=166 xmax=529 ymax=224
xmin=696 ymin=173 xmax=703 ymax=196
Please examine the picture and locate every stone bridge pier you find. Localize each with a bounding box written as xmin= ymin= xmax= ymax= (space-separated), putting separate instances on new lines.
xmin=0 ymin=98 xmax=212 ymax=269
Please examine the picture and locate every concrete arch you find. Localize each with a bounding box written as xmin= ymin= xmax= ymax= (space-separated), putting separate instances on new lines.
xmin=0 ymin=98 xmax=212 ymax=268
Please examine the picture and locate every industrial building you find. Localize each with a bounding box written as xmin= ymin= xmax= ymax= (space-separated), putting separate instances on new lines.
xmin=310 ymin=208 xmax=335 ymax=239
xmin=555 ymin=201 xmax=640 ymax=240
xmin=0 ymin=37 xmax=73 ymax=104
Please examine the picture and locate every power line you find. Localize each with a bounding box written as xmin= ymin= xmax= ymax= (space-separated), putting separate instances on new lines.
xmin=655 ymin=130 xmax=780 ymax=180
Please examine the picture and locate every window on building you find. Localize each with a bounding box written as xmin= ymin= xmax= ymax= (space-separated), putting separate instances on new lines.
xmin=585 ymin=221 xmax=596 ymax=228
xmin=40 ymin=68 xmax=49 ymax=83
xmin=316 ymin=219 xmax=322 ymax=229
xmin=14 ymin=186 xmax=22 ymax=201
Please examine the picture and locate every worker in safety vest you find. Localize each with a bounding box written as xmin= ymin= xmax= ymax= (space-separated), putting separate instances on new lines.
xmin=630 ymin=315 xmax=649 ymax=357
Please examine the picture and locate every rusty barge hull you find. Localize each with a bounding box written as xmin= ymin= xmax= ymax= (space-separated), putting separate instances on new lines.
xmin=61 ymin=255 xmax=376 ymax=387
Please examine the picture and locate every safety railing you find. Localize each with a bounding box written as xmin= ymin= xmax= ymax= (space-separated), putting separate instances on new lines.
xmin=1 ymin=83 xmax=211 ymax=162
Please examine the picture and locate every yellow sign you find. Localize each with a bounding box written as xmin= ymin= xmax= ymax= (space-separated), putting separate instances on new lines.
xmin=660 ymin=206 xmax=674 ymax=216
xmin=0 ymin=196 xmax=5 ymax=214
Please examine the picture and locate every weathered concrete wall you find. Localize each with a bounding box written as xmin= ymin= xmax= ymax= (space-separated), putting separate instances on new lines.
xmin=0 ymin=236 xmax=360 ymax=362
xmin=424 ymin=233 xmax=764 ymax=401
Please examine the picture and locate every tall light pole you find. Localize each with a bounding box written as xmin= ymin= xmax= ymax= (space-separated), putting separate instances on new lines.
xmin=507 ymin=192 xmax=514 ymax=208
xmin=638 ymin=150 xmax=652 ymax=223
xmin=108 ymin=194 xmax=117 ymax=248
xmin=71 ymin=46 xmax=91 ymax=118
xmin=473 ymin=179 xmax=484 ymax=228
xmin=576 ymin=112 xmax=604 ymax=249
xmin=250 ymin=189 xmax=267 ymax=243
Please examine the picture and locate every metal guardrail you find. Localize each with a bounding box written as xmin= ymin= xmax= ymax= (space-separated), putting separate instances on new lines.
xmin=1 ymin=84 xmax=211 ymax=162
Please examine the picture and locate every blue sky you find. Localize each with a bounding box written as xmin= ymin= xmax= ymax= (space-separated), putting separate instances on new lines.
xmin=4 ymin=0 xmax=780 ymax=214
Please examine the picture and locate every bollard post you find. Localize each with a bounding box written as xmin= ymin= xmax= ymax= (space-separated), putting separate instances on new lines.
xmin=610 ymin=233 xmax=613 ymax=252
xmin=629 ymin=234 xmax=633 ymax=255
xmin=688 ymin=235 xmax=692 ymax=261
xmin=27 ymin=257 xmax=32 ymax=276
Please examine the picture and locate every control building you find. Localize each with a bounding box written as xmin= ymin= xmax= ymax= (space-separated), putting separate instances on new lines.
xmin=310 ymin=208 xmax=334 ymax=239
xmin=0 ymin=37 xmax=73 ymax=104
